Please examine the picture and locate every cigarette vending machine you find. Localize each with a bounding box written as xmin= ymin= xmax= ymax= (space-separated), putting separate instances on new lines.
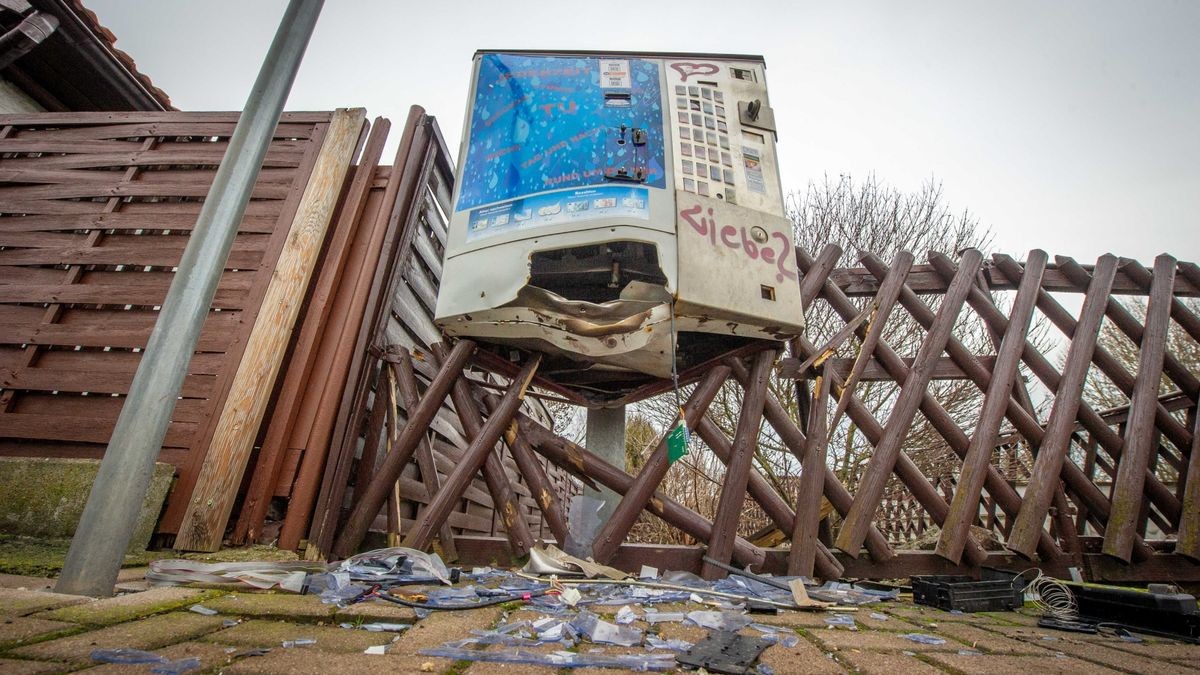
xmin=435 ymin=50 xmax=801 ymax=402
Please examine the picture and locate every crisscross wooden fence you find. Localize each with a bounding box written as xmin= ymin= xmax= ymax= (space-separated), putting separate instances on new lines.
xmin=331 ymin=239 xmax=1198 ymax=583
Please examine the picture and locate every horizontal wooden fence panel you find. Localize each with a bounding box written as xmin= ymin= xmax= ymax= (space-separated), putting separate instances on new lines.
xmin=0 ymin=111 xmax=334 ymax=530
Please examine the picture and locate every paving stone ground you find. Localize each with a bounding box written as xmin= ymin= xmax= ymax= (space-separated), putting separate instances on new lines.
xmin=0 ymin=571 xmax=1196 ymax=674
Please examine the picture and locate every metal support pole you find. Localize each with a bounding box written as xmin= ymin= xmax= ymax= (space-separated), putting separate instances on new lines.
xmin=565 ymin=405 xmax=626 ymax=557
xmin=55 ymin=0 xmax=325 ymax=597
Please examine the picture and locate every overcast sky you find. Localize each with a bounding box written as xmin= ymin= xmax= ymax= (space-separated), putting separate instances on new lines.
xmin=89 ymin=0 xmax=1198 ymax=265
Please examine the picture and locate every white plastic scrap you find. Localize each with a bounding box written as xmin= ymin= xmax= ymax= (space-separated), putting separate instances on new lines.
xmin=614 ymin=605 xmax=638 ymax=625
xmin=560 ymin=587 xmax=582 ymax=607
xmin=685 ymin=610 xmax=751 ymax=632
xmin=571 ymin=610 xmax=642 ymax=647
xmin=643 ymin=612 xmax=686 ymax=624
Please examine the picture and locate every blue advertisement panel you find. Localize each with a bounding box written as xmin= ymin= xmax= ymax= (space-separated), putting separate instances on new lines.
xmin=466 ymin=185 xmax=649 ymax=243
xmin=456 ymin=53 xmax=666 ymax=212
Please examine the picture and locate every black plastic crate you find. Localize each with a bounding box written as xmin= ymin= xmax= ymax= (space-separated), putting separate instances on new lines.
xmin=1066 ymin=582 xmax=1200 ymax=640
xmin=911 ymin=567 xmax=1024 ymax=613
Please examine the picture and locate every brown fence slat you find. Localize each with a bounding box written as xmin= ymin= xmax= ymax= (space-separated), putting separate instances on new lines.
xmin=1104 ymin=255 xmax=1177 ymax=561
xmin=836 ymin=249 xmax=983 ymax=556
xmin=1007 ymin=255 xmax=1119 ymax=557
xmin=937 ymin=249 xmax=1048 ymax=563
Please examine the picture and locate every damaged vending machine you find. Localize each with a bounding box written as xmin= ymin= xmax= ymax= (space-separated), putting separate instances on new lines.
xmin=435 ymin=50 xmax=801 ymax=403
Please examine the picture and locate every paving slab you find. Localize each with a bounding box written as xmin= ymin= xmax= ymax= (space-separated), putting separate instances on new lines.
xmin=33 ymin=587 xmax=220 ymax=626
xmin=755 ymin=635 xmax=846 ymax=674
xmin=809 ymin=626 xmax=966 ymax=652
xmin=0 ymin=589 xmax=89 ymax=618
xmin=855 ymin=609 xmax=919 ymax=630
xmin=202 ymin=619 xmax=393 ymax=653
xmin=1042 ymin=636 xmax=1200 ymax=675
xmin=79 ymin=640 xmax=237 ymax=673
xmin=0 ymin=616 xmax=78 ymax=649
xmin=0 ymin=657 xmax=65 ymax=674
xmin=8 ymin=612 xmax=225 ymax=664
xmin=1074 ymin=635 xmax=1200 ymax=662
xmin=923 ymin=652 xmax=1125 ymax=674
xmin=835 ymin=649 xmax=945 ymax=674
xmin=203 ymin=592 xmax=337 ymax=621
xmin=0 ymin=575 xmax=55 ymax=591
xmin=214 ymin=648 xmax=418 ymax=674
xmin=743 ymin=608 xmax=839 ymax=628
xmin=930 ymin=621 xmax=1052 ymax=655
xmin=333 ymin=600 xmax=418 ymax=624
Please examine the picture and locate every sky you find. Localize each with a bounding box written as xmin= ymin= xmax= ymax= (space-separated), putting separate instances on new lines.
xmin=88 ymin=0 xmax=1199 ymax=266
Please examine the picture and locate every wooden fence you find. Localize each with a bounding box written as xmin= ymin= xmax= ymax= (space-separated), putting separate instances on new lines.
xmin=336 ymin=241 xmax=1199 ymax=583
xmin=0 ymin=109 xmax=571 ymax=554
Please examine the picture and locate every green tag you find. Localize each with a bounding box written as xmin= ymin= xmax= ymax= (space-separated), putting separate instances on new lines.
xmin=666 ymin=420 xmax=690 ymax=464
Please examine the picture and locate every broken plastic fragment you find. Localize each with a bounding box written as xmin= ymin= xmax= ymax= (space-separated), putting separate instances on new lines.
xmin=824 ymin=614 xmax=856 ymax=629
xmin=145 ymin=559 xmax=324 ymax=589
xmin=188 ymin=604 xmax=217 ymax=616
xmin=364 ymin=645 xmax=388 ymax=654
xmin=615 ymin=605 xmax=638 ymax=624
xmin=869 ymin=612 xmax=889 ymax=621
xmin=643 ymin=612 xmax=685 ymax=624
xmin=685 ymin=610 xmax=751 ymax=631
xmin=89 ymin=649 xmax=200 ymax=675
xmin=749 ymin=623 xmax=799 ymax=647
xmin=281 ymin=638 xmax=316 ymax=648
xmin=560 ymin=587 xmax=582 ymax=607
xmin=335 ymin=546 xmax=452 ymax=585
xmin=901 ymin=633 xmax=947 ymax=645
xmin=570 ymin=609 xmax=643 ymax=646
xmin=361 ymin=622 xmax=411 ymax=632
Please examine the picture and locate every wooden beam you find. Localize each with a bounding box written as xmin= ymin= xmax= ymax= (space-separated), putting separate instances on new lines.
xmin=403 ymin=355 xmax=540 ymax=554
xmin=828 ymin=263 xmax=1200 ymax=298
xmin=1175 ymin=407 xmax=1200 ymax=561
xmin=692 ymin=414 xmax=843 ymax=580
xmin=1006 ymin=255 xmax=1119 ymax=558
xmin=332 ymin=339 xmax=476 ymax=558
xmin=394 ymin=354 xmax=458 ymax=560
xmin=173 ymin=108 xmax=366 ymax=552
xmin=590 ymin=365 xmax=731 ymax=564
xmin=937 ymin=250 xmax=1048 ymax=563
xmin=780 ymin=355 xmax=998 ymax=382
xmin=519 ymin=413 xmax=767 ymax=568
xmin=1104 ymin=255 xmax=1177 ymax=562
xmin=703 ymin=350 xmax=775 ymax=579
xmin=836 ymin=250 xmax=983 ymax=556
xmin=788 ymin=362 xmax=831 ymax=577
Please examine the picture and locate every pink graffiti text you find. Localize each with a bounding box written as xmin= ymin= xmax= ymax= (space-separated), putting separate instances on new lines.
xmin=679 ymin=204 xmax=796 ymax=283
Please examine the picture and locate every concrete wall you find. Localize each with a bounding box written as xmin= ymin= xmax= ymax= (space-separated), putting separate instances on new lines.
xmin=0 ymin=458 xmax=173 ymax=552
xmin=0 ymin=78 xmax=43 ymax=113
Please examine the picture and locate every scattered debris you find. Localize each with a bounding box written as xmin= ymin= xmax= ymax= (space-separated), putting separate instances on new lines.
xmin=901 ymin=633 xmax=947 ymax=645
xmin=281 ymin=638 xmax=316 ymax=648
xmin=90 ymin=648 xmax=200 ymax=674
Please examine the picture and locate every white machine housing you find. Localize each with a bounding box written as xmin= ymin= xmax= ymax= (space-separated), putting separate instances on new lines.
xmin=436 ymin=50 xmax=802 ymax=401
